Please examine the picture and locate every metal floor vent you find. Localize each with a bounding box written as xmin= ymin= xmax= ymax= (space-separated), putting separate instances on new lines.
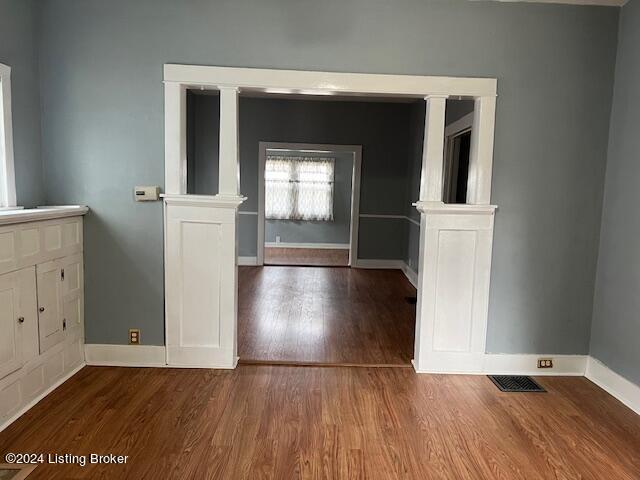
xmin=488 ymin=375 xmax=546 ymax=393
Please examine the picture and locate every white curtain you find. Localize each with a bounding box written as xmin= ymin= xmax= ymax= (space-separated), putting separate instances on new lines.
xmin=265 ymin=156 xmax=335 ymax=221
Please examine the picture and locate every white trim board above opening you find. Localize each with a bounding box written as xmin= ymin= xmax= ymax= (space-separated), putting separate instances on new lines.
xmin=164 ymin=64 xmax=497 ymax=99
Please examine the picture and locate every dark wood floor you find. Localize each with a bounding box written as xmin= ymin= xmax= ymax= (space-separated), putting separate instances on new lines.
xmin=1 ymin=366 xmax=639 ymax=479
xmin=238 ymin=266 xmax=416 ymax=365
xmin=264 ymin=247 xmax=349 ymax=267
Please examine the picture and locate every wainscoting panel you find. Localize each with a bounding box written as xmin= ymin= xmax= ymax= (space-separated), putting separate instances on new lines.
xmin=164 ymin=195 xmax=243 ymax=368
xmin=413 ymin=203 xmax=496 ymax=373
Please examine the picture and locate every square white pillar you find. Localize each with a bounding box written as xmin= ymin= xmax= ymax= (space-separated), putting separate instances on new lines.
xmin=217 ymin=86 xmax=241 ymax=198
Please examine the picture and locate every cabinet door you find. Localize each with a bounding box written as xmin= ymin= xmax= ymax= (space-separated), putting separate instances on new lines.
xmin=60 ymin=253 xmax=84 ymax=334
xmin=0 ymin=271 xmax=24 ymax=379
xmin=36 ymin=260 xmax=64 ymax=354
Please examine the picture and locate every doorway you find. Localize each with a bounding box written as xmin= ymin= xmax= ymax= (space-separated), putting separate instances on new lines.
xmin=257 ymin=142 xmax=361 ymax=267
xmin=163 ymin=65 xmax=498 ymax=373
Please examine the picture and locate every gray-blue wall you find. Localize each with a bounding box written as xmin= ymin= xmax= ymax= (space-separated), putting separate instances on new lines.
xmin=36 ymin=0 xmax=619 ymax=350
xmin=0 ymin=0 xmax=43 ymax=207
xmin=187 ymin=93 xmax=413 ymax=256
xmin=237 ymin=97 xmax=413 ymax=259
xmin=590 ymin=0 xmax=640 ymax=386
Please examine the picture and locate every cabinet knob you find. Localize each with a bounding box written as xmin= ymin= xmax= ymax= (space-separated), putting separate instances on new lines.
xmin=39 ymin=307 xmax=45 ymax=312
xmin=17 ymin=317 xmax=25 ymax=324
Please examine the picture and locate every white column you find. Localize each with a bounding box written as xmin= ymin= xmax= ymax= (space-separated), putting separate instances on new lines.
xmin=164 ymin=195 xmax=244 ymax=369
xmin=217 ymin=86 xmax=241 ymax=198
xmin=467 ymin=96 xmax=497 ymax=205
xmin=418 ymin=95 xmax=448 ymax=203
xmin=412 ymin=204 xmax=496 ymax=373
xmin=413 ymin=94 xmax=498 ymax=374
xmin=164 ymin=82 xmax=187 ymax=195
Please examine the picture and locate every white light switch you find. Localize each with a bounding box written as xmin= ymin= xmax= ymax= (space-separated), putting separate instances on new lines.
xmin=134 ymin=186 xmax=160 ymax=201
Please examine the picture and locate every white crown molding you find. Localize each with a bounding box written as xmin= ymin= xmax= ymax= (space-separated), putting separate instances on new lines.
xmin=478 ymin=0 xmax=627 ymax=6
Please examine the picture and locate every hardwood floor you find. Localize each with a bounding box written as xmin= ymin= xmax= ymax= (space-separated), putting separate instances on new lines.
xmin=264 ymin=247 xmax=349 ymax=267
xmin=1 ymin=366 xmax=639 ymax=479
xmin=238 ymin=266 xmax=416 ymax=365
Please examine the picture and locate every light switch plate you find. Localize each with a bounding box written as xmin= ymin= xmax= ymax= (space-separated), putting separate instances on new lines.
xmin=134 ymin=186 xmax=160 ymax=201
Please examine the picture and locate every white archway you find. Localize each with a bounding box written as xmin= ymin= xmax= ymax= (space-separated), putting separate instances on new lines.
xmin=162 ymin=65 xmax=498 ymax=373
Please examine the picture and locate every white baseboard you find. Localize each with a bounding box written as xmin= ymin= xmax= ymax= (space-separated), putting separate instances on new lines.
xmin=265 ymin=242 xmax=349 ymax=250
xmin=353 ymin=259 xmax=417 ymax=288
xmin=84 ymin=344 xmax=167 ymax=367
xmin=354 ymin=259 xmax=405 ymax=269
xmin=413 ymin=354 xmax=588 ymax=376
xmin=238 ymin=256 xmax=258 ymax=266
xmin=586 ymin=357 xmax=640 ymax=415
xmin=401 ymin=262 xmax=418 ymax=288
xmin=483 ymin=354 xmax=587 ymax=376
xmin=0 ymin=363 xmax=85 ymax=433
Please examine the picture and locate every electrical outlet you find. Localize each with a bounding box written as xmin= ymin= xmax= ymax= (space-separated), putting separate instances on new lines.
xmin=129 ymin=329 xmax=141 ymax=345
xmin=537 ymin=358 xmax=553 ymax=369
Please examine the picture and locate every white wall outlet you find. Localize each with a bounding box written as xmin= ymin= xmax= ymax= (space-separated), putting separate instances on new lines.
xmin=275 ymin=235 xmax=281 ymax=243
xmin=134 ymin=186 xmax=160 ymax=201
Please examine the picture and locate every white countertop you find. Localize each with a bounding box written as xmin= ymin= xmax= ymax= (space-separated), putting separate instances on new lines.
xmin=0 ymin=205 xmax=89 ymax=226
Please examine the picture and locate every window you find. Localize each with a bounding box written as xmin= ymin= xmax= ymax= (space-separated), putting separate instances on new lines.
xmin=265 ymin=155 xmax=335 ymax=221
xmin=0 ymin=63 xmax=16 ymax=208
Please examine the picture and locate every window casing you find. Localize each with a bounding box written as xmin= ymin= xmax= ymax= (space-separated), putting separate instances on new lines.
xmin=265 ymin=156 xmax=335 ymax=221
xmin=0 ymin=63 xmax=16 ymax=208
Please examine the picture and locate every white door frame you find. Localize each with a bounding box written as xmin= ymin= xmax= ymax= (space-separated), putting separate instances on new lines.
xmin=257 ymin=141 xmax=362 ymax=266
xmin=443 ymin=111 xmax=474 ymax=203
xmin=163 ymin=64 xmax=498 ymax=372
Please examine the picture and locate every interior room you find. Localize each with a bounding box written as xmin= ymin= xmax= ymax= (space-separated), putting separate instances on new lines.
xmin=1 ymin=0 xmax=640 ymax=478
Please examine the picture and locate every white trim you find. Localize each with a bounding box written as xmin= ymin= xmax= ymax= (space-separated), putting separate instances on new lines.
xmin=483 ymin=354 xmax=587 ymax=376
xmin=411 ymin=354 xmax=588 ymax=376
xmin=257 ymin=142 xmax=362 ymax=267
xmin=0 ymin=205 xmax=89 ymax=226
xmin=217 ymin=87 xmax=241 ymax=196
xmin=420 ymin=96 xmax=448 ymax=202
xmin=164 ymin=82 xmax=187 ymax=194
xmin=353 ymin=259 xmax=418 ymax=288
xmin=401 ymin=262 xmax=418 ymax=288
xmin=84 ymin=344 xmax=167 ymax=367
xmin=161 ymin=193 xmax=245 ymax=208
xmin=265 ymin=242 xmax=350 ymax=250
xmin=164 ymin=64 xmax=497 ymax=98
xmin=238 ymin=256 xmax=258 ymax=266
xmin=586 ymin=357 xmax=640 ymax=415
xmin=467 ymin=96 xmax=497 ymax=205
xmin=0 ymin=363 xmax=85 ymax=433
xmin=414 ymin=201 xmax=497 ymax=215
xmin=354 ymin=259 xmax=405 ymax=269
xmin=238 ymin=211 xmax=258 ymax=215
xmin=359 ymin=213 xmax=421 ymax=227
xmin=0 ymin=63 xmax=16 ymax=208
xmin=164 ymin=65 xmax=498 ymax=371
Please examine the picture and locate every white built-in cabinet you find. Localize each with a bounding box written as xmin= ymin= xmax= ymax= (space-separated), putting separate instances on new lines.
xmin=0 ymin=213 xmax=85 ymax=429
